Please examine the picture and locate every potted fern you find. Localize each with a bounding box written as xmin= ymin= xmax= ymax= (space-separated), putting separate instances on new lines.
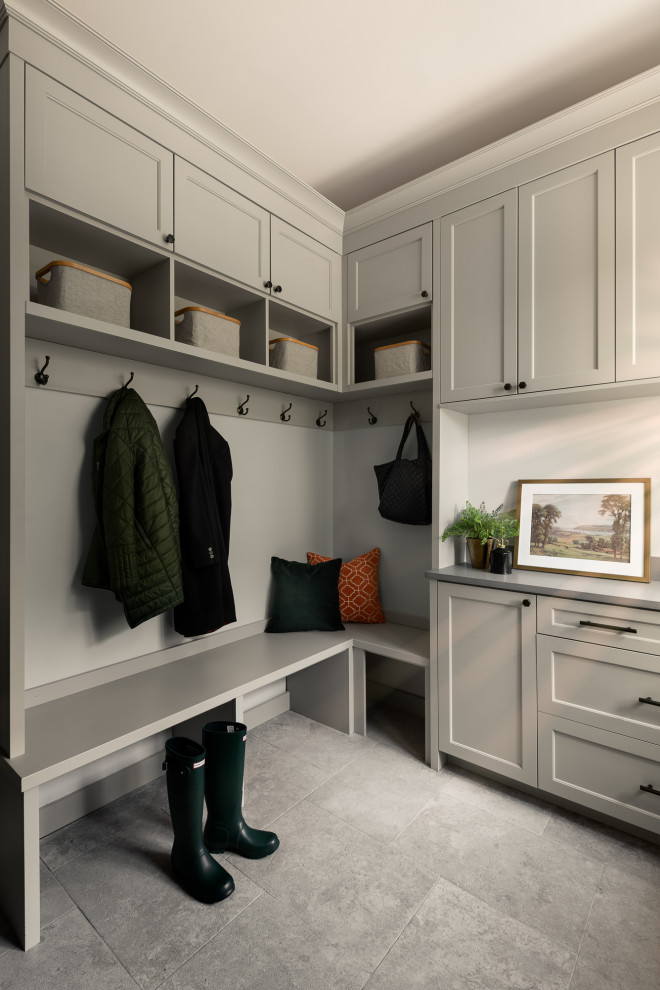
xmin=441 ymin=501 xmax=518 ymax=569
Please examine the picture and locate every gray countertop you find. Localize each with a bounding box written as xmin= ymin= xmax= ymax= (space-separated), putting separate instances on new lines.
xmin=426 ymin=563 xmax=660 ymax=612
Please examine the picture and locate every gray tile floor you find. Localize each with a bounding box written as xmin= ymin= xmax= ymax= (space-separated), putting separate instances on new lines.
xmin=1 ymin=704 xmax=659 ymax=989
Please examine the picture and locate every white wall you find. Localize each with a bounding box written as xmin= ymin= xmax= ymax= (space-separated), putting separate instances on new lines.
xmin=465 ymin=395 xmax=660 ymax=553
xmin=332 ymin=422 xmax=432 ymax=622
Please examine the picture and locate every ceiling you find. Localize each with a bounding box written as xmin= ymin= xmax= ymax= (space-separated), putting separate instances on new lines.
xmin=52 ymin=0 xmax=660 ymax=212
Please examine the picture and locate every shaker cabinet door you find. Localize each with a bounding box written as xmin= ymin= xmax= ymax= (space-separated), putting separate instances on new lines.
xmin=346 ymin=224 xmax=432 ymax=324
xmin=439 ymin=191 xmax=518 ymax=402
xmin=436 ymin=583 xmax=538 ymax=785
xmin=518 ymin=153 xmax=615 ymax=392
xmin=270 ymin=217 xmax=341 ymax=321
xmin=25 ymin=67 xmax=174 ymax=249
xmin=616 ymin=132 xmax=660 ymax=382
xmin=174 ymin=157 xmax=270 ymax=292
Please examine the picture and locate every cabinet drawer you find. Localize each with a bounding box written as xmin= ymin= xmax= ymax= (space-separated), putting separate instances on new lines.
xmin=538 ymin=713 xmax=660 ymax=835
xmin=537 ymin=635 xmax=660 ymax=745
xmin=537 ymin=596 xmax=660 ymax=656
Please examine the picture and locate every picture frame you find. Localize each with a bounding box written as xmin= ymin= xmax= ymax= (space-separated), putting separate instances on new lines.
xmin=514 ymin=479 xmax=651 ymax=582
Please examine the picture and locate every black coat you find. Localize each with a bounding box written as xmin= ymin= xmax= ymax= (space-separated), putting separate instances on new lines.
xmin=173 ymin=397 xmax=236 ymax=636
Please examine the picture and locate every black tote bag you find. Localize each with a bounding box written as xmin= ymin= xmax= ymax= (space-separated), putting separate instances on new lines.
xmin=373 ymin=413 xmax=432 ymax=525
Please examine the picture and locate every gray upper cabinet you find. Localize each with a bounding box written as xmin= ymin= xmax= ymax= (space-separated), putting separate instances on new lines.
xmin=440 ymin=154 xmax=615 ymax=402
xmin=439 ymin=191 xmax=518 ymax=402
xmin=346 ymin=224 xmax=432 ymax=324
xmin=270 ymin=217 xmax=341 ymax=321
xmin=25 ymin=67 xmax=174 ymax=250
xmin=436 ymin=582 xmax=538 ymax=786
xmin=616 ymin=132 xmax=660 ymax=382
xmin=518 ymin=153 xmax=615 ymax=392
xmin=174 ymin=157 xmax=271 ymax=292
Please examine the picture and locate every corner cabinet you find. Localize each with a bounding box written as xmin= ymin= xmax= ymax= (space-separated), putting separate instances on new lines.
xmin=346 ymin=224 xmax=432 ymax=324
xmin=436 ymin=583 xmax=538 ymax=786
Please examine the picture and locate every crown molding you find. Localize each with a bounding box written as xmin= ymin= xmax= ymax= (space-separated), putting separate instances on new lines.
xmin=344 ymin=62 xmax=660 ymax=236
xmin=1 ymin=0 xmax=345 ymax=239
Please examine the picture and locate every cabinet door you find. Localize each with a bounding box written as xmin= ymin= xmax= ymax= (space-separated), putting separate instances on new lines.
xmin=518 ymin=154 xmax=615 ymax=392
xmin=616 ymin=132 xmax=660 ymax=382
xmin=174 ymin=158 xmax=270 ymax=292
xmin=25 ymin=67 xmax=173 ymax=249
xmin=439 ymin=192 xmax=517 ymax=402
xmin=270 ymin=217 xmax=341 ymax=321
xmin=437 ymin=583 xmax=537 ymax=785
xmin=347 ymin=224 xmax=432 ymax=323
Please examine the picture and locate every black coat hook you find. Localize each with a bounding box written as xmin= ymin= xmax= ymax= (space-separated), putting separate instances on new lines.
xmin=280 ymin=402 xmax=292 ymax=422
xmin=316 ymin=410 xmax=327 ymax=428
xmin=237 ymin=395 xmax=249 ymax=416
xmin=188 ymin=384 xmax=199 ymax=400
xmin=410 ymin=400 xmax=420 ymax=419
xmin=34 ymin=355 xmax=50 ymax=386
xmin=122 ymin=371 xmax=134 ymax=389
xmin=367 ymin=406 xmax=377 ymax=425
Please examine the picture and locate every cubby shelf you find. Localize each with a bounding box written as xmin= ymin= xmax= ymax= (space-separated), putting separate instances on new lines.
xmin=25 ymin=302 xmax=340 ymax=400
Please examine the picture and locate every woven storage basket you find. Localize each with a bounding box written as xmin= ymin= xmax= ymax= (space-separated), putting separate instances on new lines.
xmin=36 ymin=260 xmax=132 ymax=327
xmin=174 ymin=306 xmax=241 ymax=357
xmin=374 ymin=340 xmax=431 ymax=379
xmin=269 ymin=337 xmax=318 ymax=378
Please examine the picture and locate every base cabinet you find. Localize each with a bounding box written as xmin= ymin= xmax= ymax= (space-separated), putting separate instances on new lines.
xmin=437 ymin=583 xmax=538 ymax=786
xmin=435 ymin=578 xmax=660 ymax=838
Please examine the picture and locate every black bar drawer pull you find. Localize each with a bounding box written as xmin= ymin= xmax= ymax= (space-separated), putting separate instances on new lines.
xmin=639 ymin=696 xmax=660 ymax=707
xmin=579 ymin=620 xmax=637 ymax=634
xmin=640 ymin=784 xmax=660 ymax=797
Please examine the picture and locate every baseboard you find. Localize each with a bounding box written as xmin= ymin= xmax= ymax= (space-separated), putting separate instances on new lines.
xmin=366 ymin=682 xmax=425 ymax=719
xmin=39 ymin=751 xmax=164 ymax=838
xmin=244 ymin=691 xmax=290 ymax=729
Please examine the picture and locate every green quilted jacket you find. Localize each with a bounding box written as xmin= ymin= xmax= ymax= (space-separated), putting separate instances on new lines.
xmin=82 ymin=387 xmax=184 ymax=628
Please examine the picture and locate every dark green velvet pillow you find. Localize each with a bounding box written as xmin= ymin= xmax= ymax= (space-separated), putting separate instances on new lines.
xmin=265 ymin=556 xmax=344 ymax=633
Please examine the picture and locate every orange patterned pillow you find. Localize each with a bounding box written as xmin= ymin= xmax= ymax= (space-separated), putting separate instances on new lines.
xmin=306 ymin=548 xmax=385 ymax=623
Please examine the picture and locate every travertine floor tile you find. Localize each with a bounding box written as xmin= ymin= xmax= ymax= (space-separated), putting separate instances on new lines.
xmin=229 ymin=799 xmax=436 ymax=971
xmin=569 ymin=863 xmax=660 ymax=990
xmin=365 ymin=877 xmax=575 ymax=990
xmin=308 ymin=739 xmax=443 ymax=842
xmin=161 ymin=891 xmax=371 ymax=990
xmin=0 ymin=909 xmax=137 ymax=990
xmin=389 ymin=792 xmax=603 ymax=952
xmin=249 ymin=710 xmax=375 ymax=773
xmin=54 ymin=815 xmax=262 ymax=990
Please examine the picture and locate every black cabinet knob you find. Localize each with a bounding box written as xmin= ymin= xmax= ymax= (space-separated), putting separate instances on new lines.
xmin=165 ymin=233 xmax=175 ymax=244
xmin=519 ymin=381 xmax=527 ymax=389
xmin=264 ymin=280 xmax=273 ymax=289
xmin=421 ymin=290 xmax=429 ymax=298
xmin=522 ymin=599 xmax=531 ymax=607
xmin=503 ymin=383 xmax=512 ymax=391
xmin=274 ymin=285 xmax=282 ymax=293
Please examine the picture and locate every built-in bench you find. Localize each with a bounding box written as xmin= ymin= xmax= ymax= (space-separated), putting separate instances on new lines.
xmin=0 ymin=621 xmax=429 ymax=950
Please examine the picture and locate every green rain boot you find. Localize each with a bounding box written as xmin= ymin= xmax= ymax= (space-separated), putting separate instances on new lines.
xmin=163 ymin=737 xmax=235 ymax=902
xmin=202 ymin=721 xmax=279 ymax=859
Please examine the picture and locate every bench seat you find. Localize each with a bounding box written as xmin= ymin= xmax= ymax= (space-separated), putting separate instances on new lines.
xmin=0 ymin=621 xmax=429 ymax=950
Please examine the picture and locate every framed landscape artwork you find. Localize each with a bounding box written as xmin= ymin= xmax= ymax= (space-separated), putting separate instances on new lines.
xmin=514 ymin=479 xmax=651 ymax=582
